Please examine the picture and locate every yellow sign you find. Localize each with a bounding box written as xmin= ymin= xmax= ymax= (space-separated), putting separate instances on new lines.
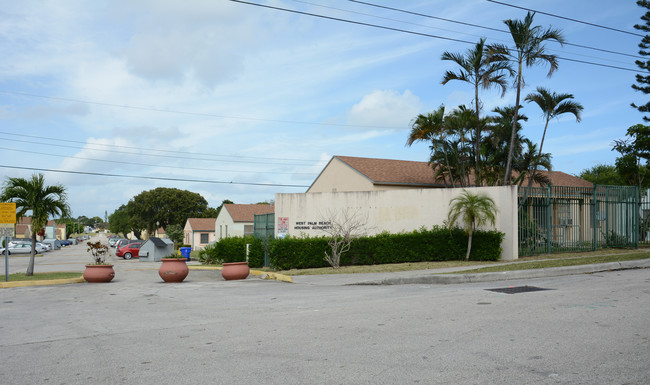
xmin=0 ymin=203 xmax=16 ymax=224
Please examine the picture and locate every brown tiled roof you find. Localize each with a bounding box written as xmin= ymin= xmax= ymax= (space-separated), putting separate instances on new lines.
xmin=16 ymin=224 xmax=30 ymax=236
xmin=224 ymin=204 xmax=274 ymax=223
xmin=18 ymin=217 xmax=31 ymax=225
xmin=538 ymin=171 xmax=593 ymax=188
xmin=336 ymin=156 xmax=444 ymax=187
xmin=186 ymin=218 xmax=216 ymax=231
xmin=334 ymin=156 xmax=592 ymax=188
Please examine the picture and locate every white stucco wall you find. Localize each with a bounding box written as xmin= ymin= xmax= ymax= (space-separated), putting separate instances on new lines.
xmin=276 ymin=186 xmax=519 ymax=260
xmin=214 ymin=211 xmax=249 ymax=240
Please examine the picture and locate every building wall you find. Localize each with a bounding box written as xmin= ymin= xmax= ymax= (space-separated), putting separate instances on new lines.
xmin=190 ymin=231 xmax=215 ymax=250
xmin=214 ymin=210 xmax=250 ymax=240
xmin=307 ymin=157 xmax=377 ymax=193
xmin=276 ymin=186 xmax=519 ymax=260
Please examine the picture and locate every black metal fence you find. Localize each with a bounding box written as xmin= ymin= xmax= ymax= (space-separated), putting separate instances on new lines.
xmin=518 ymin=185 xmax=639 ymax=256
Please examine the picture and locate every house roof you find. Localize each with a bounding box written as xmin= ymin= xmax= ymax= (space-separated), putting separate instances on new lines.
xmin=331 ymin=155 xmax=592 ymax=188
xmin=223 ymin=204 xmax=274 ymax=223
xmin=335 ymin=156 xmax=445 ymax=187
xmin=186 ymin=218 xmax=216 ymax=232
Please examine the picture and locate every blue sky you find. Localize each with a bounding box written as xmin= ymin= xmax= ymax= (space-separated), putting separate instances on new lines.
xmin=0 ymin=0 xmax=644 ymax=219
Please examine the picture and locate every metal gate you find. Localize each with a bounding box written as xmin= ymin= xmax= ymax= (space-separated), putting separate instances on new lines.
xmin=518 ymin=185 xmax=639 ymax=256
xmin=254 ymin=213 xmax=274 ymax=239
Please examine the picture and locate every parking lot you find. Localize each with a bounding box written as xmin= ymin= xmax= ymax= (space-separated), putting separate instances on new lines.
xmin=0 ymin=236 xmax=649 ymax=384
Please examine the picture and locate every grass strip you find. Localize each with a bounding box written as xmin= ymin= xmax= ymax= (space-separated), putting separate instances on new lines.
xmin=450 ymin=252 xmax=650 ymax=274
xmin=5 ymin=272 xmax=83 ymax=282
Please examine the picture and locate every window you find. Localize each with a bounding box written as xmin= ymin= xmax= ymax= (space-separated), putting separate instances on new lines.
xmin=244 ymin=225 xmax=253 ymax=236
xmin=200 ymin=233 xmax=209 ymax=244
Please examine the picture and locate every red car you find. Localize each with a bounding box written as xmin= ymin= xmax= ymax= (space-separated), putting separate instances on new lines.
xmin=115 ymin=242 xmax=144 ymax=260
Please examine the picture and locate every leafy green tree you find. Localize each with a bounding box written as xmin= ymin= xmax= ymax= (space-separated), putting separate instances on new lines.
xmin=127 ymin=187 xmax=210 ymax=236
xmin=524 ymin=87 xmax=583 ymax=187
xmin=613 ymin=124 xmax=650 ymax=190
xmin=441 ymin=38 xmax=513 ymax=182
xmin=632 ymin=0 xmax=650 ymax=121
xmin=0 ymin=174 xmax=70 ymax=275
xmin=579 ymin=164 xmax=625 ymax=186
xmin=165 ymin=223 xmax=185 ymax=244
xmin=482 ymin=106 xmax=529 ymax=186
xmin=108 ymin=205 xmax=131 ymax=236
xmin=488 ymin=12 xmax=565 ymax=185
xmin=447 ymin=190 xmax=498 ymax=261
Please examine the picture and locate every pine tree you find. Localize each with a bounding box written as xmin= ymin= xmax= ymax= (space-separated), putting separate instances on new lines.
xmin=632 ymin=0 xmax=650 ymax=121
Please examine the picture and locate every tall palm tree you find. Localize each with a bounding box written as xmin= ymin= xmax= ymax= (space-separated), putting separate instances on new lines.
xmin=1 ymin=174 xmax=70 ymax=275
xmin=512 ymin=138 xmax=553 ymax=187
xmin=488 ymin=11 xmax=565 ymax=185
xmin=447 ymin=190 xmax=498 ymax=261
xmin=524 ymin=87 xmax=583 ymax=187
xmin=407 ymin=106 xmax=457 ymax=187
xmin=441 ymin=38 xmax=513 ymax=183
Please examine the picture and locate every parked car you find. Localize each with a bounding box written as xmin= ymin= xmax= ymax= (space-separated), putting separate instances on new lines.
xmin=115 ymin=242 xmax=144 ymax=260
xmin=60 ymin=239 xmax=72 ymax=247
xmin=115 ymin=239 xmax=140 ymax=249
xmin=108 ymin=237 xmax=121 ymax=247
xmin=37 ymin=242 xmax=52 ymax=251
xmin=0 ymin=243 xmax=34 ymax=255
xmin=67 ymin=238 xmax=78 ymax=245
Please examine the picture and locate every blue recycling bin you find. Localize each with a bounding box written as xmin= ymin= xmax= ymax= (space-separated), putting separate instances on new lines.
xmin=180 ymin=247 xmax=191 ymax=261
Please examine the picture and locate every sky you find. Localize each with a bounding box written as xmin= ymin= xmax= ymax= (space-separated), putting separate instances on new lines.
xmin=0 ymin=0 xmax=645 ymax=219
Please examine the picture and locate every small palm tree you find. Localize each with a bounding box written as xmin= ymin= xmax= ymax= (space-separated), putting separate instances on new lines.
xmin=448 ymin=190 xmax=498 ymax=261
xmin=1 ymin=174 xmax=70 ymax=275
xmin=524 ymin=87 xmax=583 ymax=187
xmin=488 ymin=11 xmax=566 ymax=185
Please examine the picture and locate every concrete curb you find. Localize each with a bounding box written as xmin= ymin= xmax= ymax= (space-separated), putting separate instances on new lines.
xmin=353 ymin=259 xmax=650 ymax=285
xmin=187 ymin=265 xmax=293 ymax=283
xmin=0 ymin=276 xmax=85 ymax=288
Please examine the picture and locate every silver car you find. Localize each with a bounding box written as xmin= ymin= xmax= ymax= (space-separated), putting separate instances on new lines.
xmin=0 ymin=243 xmax=34 ymax=255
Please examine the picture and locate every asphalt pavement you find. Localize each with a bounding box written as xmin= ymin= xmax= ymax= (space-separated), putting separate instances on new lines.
xmin=0 ymin=236 xmax=648 ymax=384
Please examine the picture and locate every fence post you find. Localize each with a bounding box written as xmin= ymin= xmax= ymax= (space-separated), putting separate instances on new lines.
xmin=593 ymin=185 xmax=598 ymax=251
xmin=546 ymin=186 xmax=551 ymax=254
xmin=634 ymin=186 xmax=640 ymax=249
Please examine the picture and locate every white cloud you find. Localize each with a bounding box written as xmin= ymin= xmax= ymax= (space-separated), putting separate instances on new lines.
xmin=347 ymin=89 xmax=422 ymax=129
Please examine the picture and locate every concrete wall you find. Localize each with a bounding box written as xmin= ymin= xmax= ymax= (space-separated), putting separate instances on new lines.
xmin=276 ymin=186 xmax=519 ymax=260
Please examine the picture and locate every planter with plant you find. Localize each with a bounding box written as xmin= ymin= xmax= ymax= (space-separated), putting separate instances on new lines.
xmin=84 ymin=241 xmax=115 ymax=283
xmin=159 ymin=254 xmax=189 ymax=283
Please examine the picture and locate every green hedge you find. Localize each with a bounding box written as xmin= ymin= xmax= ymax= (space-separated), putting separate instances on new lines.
xmin=201 ymin=226 xmax=504 ymax=270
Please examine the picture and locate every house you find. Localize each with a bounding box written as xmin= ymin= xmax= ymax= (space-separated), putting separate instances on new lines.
xmin=15 ymin=217 xmax=32 ymax=239
xmin=215 ymin=204 xmax=274 ymax=241
xmin=184 ymin=218 xmax=216 ymax=250
xmin=308 ymin=155 xmax=592 ymax=193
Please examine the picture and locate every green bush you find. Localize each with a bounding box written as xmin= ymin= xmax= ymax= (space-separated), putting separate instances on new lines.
xmin=200 ymin=227 xmax=504 ymax=270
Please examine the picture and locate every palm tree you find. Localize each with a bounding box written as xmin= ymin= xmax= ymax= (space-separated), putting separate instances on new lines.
xmin=407 ymin=106 xmax=457 ymax=187
xmin=1 ymin=174 xmax=70 ymax=275
xmin=447 ymin=190 xmax=498 ymax=261
xmin=442 ymin=38 xmax=513 ymax=183
xmin=512 ymin=138 xmax=553 ymax=187
xmin=488 ymin=11 xmax=565 ymax=185
xmin=482 ymin=106 xmax=528 ymax=186
xmin=524 ymin=87 xmax=583 ymax=187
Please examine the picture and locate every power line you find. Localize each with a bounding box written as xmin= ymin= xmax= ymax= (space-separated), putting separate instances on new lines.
xmin=0 ymin=136 xmax=320 ymax=166
xmin=0 ymin=131 xmax=325 ymax=164
xmin=0 ymin=165 xmax=310 ymax=188
xmin=229 ymin=0 xmax=475 ymax=45
xmin=349 ymin=0 xmax=642 ymax=59
xmin=0 ymin=147 xmax=319 ymax=176
xmin=486 ymin=0 xmax=644 ymax=38
xmin=232 ymin=0 xmax=642 ymax=73
xmin=0 ymin=90 xmax=402 ymax=130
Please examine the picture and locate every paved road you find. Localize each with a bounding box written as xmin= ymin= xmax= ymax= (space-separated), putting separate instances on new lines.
xmin=0 ymin=237 xmax=648 ymax=384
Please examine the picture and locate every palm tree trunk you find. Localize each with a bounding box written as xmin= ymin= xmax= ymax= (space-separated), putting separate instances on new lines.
xmin=474 ymin=85 xmax=481 ymax=186
xmin=527 ymin=117 xmax=550 ymax=188
xmin=504 ymin=61 xmax=523 ymax=185
xmin=27 ymin=232 xmax=36 ymax=276
xmin=466 ymin=228 xmax=473 ymax=261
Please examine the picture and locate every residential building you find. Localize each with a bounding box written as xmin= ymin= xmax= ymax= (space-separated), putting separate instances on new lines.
xmin=184 ymin=218 xmax=216 ymax=250
xmin=215 ymin=204 xmax=274 ymax=241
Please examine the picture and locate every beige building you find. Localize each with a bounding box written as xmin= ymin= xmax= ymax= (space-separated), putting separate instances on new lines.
xmin=215 ymin=204 xmax=274 ymax=241
xmin=277 ymin=155 xmax=595 ymax=261
xmin=184 ymin=218 xmax=216 ymax=250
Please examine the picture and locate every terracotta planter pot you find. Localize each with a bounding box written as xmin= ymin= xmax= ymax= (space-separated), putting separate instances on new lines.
xmin=222 ymin=262 xmax=250 ymax=280
xmin=159 ymin=258 xmax=189 ymax=283
xmin=83 ymin=264 xmax=115 ymax=283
